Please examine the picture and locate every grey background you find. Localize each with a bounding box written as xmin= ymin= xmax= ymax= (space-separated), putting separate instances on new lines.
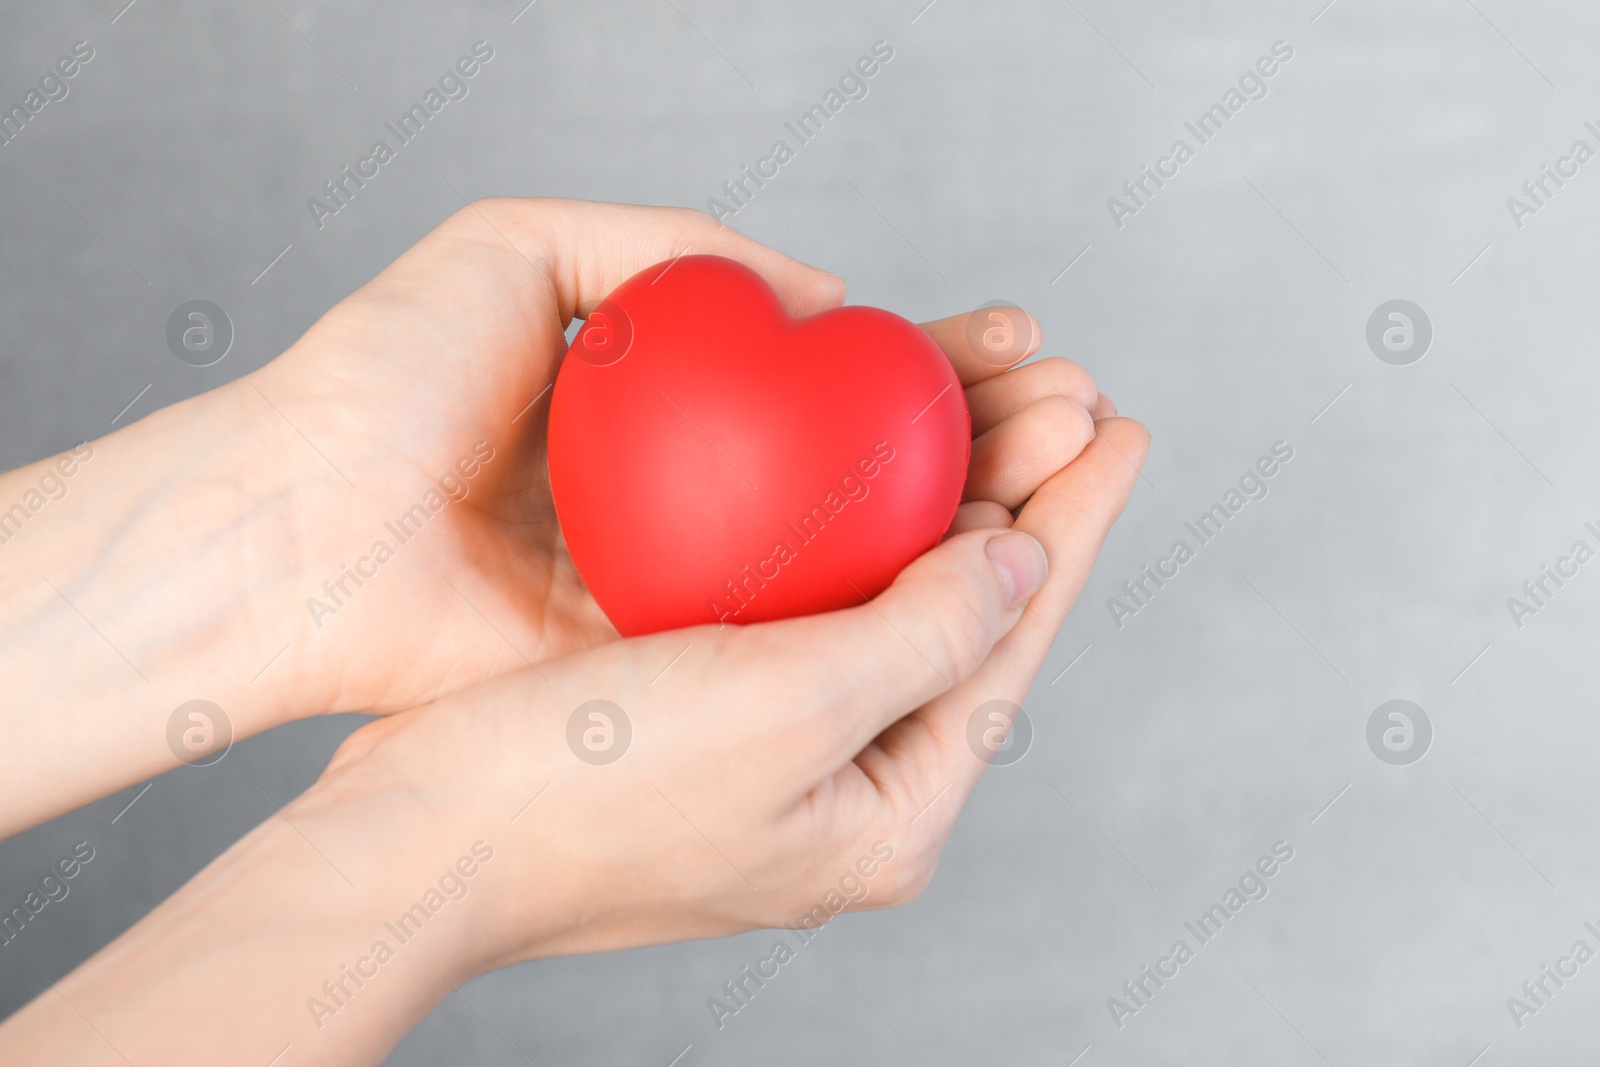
xmin=2 ymin=0 xmax=1597 ymax=1062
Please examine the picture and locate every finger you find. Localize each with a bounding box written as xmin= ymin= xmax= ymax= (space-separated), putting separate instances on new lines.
xmin=739 ymin=526 xmax=1049 ymax=771
xmin=965 ymin=358 xmax=1099 ymax=436
xmin=918 ymin=306 xmax=1041 ymax=387
xmin=964 ymin=394 xmax=1097 ymax=509
xmin=456 ymin=198 xmax=847 ymax=321
xmin=862 ymin=418 xmax=1150 ymax=817
xmin=1008 ymin=417 xmax=1149 ymax=630
xmin=942 ymin=501 xmax=1013 ymax=540
xmin=1091 ymin=393 xmax=1117 ymax=420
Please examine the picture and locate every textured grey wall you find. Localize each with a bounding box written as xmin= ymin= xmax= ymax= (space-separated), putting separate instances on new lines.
xmin=4 ymin=0 xmax=1599 ymax=1062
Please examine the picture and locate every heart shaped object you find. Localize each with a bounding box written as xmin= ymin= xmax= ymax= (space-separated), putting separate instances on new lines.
xmin=548 ymin=255 xmax=969 ymax=636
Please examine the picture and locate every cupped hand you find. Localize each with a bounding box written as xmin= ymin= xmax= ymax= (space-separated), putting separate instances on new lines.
xmin=239 ymin=199 xmax=1115 ymax=719
xmin=0 ymin=256 xmax=1146 ymax=1061
xmin=292 ymin=417 xmax=1148 ymax=972
xmin=12 ymin=414 xmax=1147 ymax=1066
xmin=0 ymin=197 xmax=1119 ymax=835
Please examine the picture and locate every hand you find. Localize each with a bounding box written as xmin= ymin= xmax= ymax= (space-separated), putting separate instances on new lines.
xmin=320 ymin=426 xmax=1148 ymax=969
xmin=0 ymin=198 xmax=1122 ymax=833
xmin=249 ymin=199 xmax=1118 ymax=716
xmin=0 ymin=412 xmax=1147 ymax=1066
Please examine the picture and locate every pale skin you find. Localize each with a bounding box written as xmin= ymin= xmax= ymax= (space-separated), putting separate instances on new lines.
xmin=0 ymin=199 xmax=1147 ymax=1064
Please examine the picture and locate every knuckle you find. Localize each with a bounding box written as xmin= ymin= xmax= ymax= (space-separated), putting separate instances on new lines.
xmin=668 ymin=204 xmax=720 ymax=240
xmin=930 ymin=581 xmax=995 ymax=681
xmin=671 ymin=203 xmax=711 ymax=225
xmin=447 ymin=195 xmax=503 ymax=224
xmin=1039 ymin=357 xmax=1097 ymax=406
xmin=443 ymin=196 xmax=549 ymax=250
xmin=1035 ymin=388 xmax=1084 ymax=419
xmin=878 ymin=861 xmax=935 ymax=908
xmin=1035 ymin=392 xmax=1097 ymax=443
xmin=442 ymin=199 xmax=483 ymax=234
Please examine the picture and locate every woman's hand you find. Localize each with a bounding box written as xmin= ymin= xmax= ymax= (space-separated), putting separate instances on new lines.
xmin=0 ymin=198 xmax=1118 ymax=834
xmin=0 ymin=412 xmax=1146 ymax=1066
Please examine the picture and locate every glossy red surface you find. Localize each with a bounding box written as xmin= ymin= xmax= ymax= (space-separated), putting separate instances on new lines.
xmin=549 ymin=255 xmax=969 ymax=636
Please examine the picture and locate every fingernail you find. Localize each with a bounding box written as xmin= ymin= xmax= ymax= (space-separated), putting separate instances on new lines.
xmin=985 ymin=531 xmax=1048 ymax=609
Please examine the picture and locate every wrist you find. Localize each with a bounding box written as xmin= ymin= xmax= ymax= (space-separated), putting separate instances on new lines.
xmin=272 ymin=796 xmax=495 ymax=1054
xmin=0 ymin=797 xmax=479 ymax=1066
xmin=289 ymin=702 xmax=585 ymax=978
xmin=0 ymin=379 xmax=335 ymax=832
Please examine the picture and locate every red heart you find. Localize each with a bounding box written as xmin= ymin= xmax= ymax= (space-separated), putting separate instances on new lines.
xmin=548 ymin=255 xmax=969 ymax=637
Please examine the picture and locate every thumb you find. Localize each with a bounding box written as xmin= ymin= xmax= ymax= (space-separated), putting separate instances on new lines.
xmin=763 ymin=527 xmax=1048 ymax=758
xmin=471 ymin=198 xmax=845 ymax=321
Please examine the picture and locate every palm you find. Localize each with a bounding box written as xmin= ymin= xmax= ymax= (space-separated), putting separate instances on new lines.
xmin=246 ymin=198 xmax=1105 ymax=717
xmin=257 ymin=219 xmax=615 ymax=713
